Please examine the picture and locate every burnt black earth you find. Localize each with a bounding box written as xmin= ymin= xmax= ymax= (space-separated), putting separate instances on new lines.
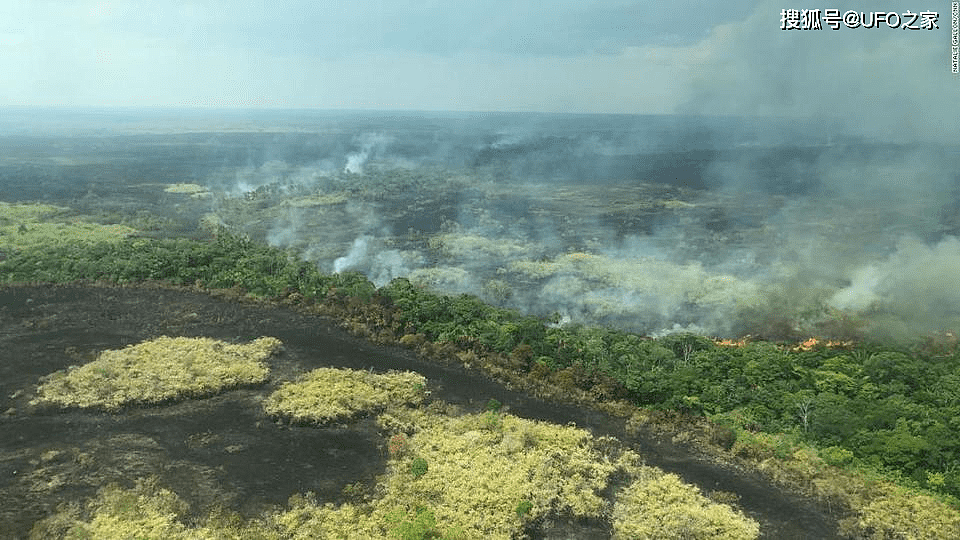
xmin=0 ymin=284 xmax=839 ymax=539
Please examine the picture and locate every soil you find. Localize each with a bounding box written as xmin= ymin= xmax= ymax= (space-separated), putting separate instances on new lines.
xmin=0 ymin=284 xmax=840 ymax=539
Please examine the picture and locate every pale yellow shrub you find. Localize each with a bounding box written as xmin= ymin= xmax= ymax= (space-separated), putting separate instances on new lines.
xmin=612 ymin=472 xmax=760 ymax=540
xmin=754 ymin=445 xmax=960 ymax=540
xmin=839 ymin=487 xmax=960 ymax=540
xmin=271 ymin=496 xmax=383 ymax=540
xmin=407 ymin=266 xmax=472 ymax=290
xmin=30 ymin=479 xmax=283 ymax=540
xmin=283 ymin=192 xmax=349 ymax=207
xmin=0 ymin=201 xmax=66 ymax=222
xmin=28 ymin=363 xmax=767 ymax=540
xmin=0 ymin=202 xmax=135 ymax=251
xmin=164 ymin=183 xmax=208 ymax=194
xmin=428 ymin=232 xmax=532 ymax=259
xmin=32 ymin=336 xmax=279 ymax=411
xmin=31 ymin=481 xmax=190 ymax=540
xmin=263 ymin=367 xmax=427 ymax=424
xmin=260 ymin=405 xmax=634 ymax=539
xmin=366 ymin=408 xmax=622 ymax=539
xmin=507 ymin=252 xmax=760 ymax=319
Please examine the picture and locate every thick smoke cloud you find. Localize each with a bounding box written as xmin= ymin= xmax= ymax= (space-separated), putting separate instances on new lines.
xmin=828 ymin=236 xmax=960 ymax=338
xmin=678 ymin=0 xmax=957 ymax=143
xmin=196 ymin=0 xmax=959 ymax=342
xmin=661 ymin=0 xmax=960 ymax=340
xmin=203 ymin=104 xmax=957 ymax=342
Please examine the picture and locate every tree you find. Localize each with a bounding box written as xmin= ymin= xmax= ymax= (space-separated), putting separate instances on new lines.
xmin=790 ymin=390 xmax=816 ymax=433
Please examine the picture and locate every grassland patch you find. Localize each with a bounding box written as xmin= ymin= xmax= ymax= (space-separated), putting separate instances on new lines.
xmin=0 ymin=202 xmax=135 ymax=251
xmin=32 ymin=336 xmax=279 ymax=411
xmin=263 ymin=367 xmax=428 ymax=425
xmin=611 ymin=470 xmax=760 ymax=540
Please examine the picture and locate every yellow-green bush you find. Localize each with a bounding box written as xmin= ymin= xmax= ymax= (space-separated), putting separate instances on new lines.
xmin=30 ymin=479 xmax=281 ymax=540
xmin=366 ymin=408 xmax=621 ymax=538
xmin=754 ymin=445 xmax=960 ymax=540
xmin=506 ymin=251 xmax=760 ymax=321
xmin=271 ymin=496 xmax=383 ymax=540
xmin=38 ymin=405 xmax=641 ymax=539
xmin=32 ymin=336 xmax=279 ymax=411
xmin=263 ymin=367 xmax=427 ymax=424
xmin=427 ymin=232 xmax=531 ymax=259
xmin=0 ymin=201 xmax=66 ymax=222
xmin=163 ymin=183 xmax=210 ymax=198
xmin=0 ymin=202 xmax=135 ymax=251
xmin=59 ymin=481 xmax=191 ymax=540
xmin=841 ymin=488 xmax=960 ymax=540
xmin=612 ymin=471 xmax=760 ymax=540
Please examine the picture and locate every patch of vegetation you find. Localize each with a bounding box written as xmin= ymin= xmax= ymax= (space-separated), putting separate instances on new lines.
xmin=612 ymin=469 xmax=760 ymax=539
xmin=0 ymin=201 xmax=68 ymax=222
xmin=385 ymin=506 xmax=465 ymax=540
xmin=32 ymin=479 xmax=192 ymax=540
xmin=428 ymin=232 xmax=531 ymax=260
xmin=365 ymin=407 xmax=648 ymax=538
xmin=740 ymin=443 xmax=960 ymax=540
xmin=263 ymin=368 xmax=428 ymax=424
xmin=31 ymin=336 xmax=279 ymax=411
xmin=0 ymin=231 xmax=375 ymax=303
xmin=164 ymin=183 xmax=210 ymax=198
xmin=378 ymin=277 xmax=546 ymax=354
xmin=0 ymin=202 xmax=135 ymax=252
xmin=30 ymin=478 xmax=286 ymax=540
xmin=29 ymin=478 xmax=280 ymax=540
xmin=505 ymin=251 xmax=760 ymax=322
xmin=388 ymin=433 xmax=411 ymax=458
xmin=30 ymin=386 xmax=760 ymax=540
xmin=408 ymin=457 xmax=429 ymax=478
xmin=283 ymin=192 xmax=349 ymax=207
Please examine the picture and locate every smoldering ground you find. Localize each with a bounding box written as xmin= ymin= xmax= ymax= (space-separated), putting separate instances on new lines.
xmin=196 ymin=110 xmax=960 ymax=343
xmin=270 ymin=0 xmax=958 ymax=342
xmin=0 ymin=284 xmax=837 ymax=540
xmin=9 ymin=104 xmax=954 ymax=343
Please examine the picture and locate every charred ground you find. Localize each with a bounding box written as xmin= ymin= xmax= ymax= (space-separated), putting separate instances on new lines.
xmin=0 ymin=284 xmax=837 ymax=539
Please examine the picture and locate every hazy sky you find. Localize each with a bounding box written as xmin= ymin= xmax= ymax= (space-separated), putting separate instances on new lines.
xmin=2 ymin=0 xmax=956 ymax=137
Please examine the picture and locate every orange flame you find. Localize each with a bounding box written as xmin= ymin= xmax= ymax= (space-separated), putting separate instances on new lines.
xmin=714 ymin=337 xmax=751 ymax=347
xmin=793 ymin=337 xmax=852 ymax=351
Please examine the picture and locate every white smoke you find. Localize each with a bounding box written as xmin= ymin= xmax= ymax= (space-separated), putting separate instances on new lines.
xmin=830 ymin=236 xmax=960 ymax=322
xmin=369 ymin=249 xmax=417 ymax=286
xmin=227 ymin=159 xmax=289 ymax=196
xmin=344 ymin=133 xmax=392 ymax=174
xmin=266 ymin=210 xmax=302 ymax=248
xmin=343 ymin=154 xmax=366 ymax=175
xmin=677 ymin=0 xmax=956 ymax=143
xmin=490 ymin=132 xmax=529 ymax=149
xmin=829 ymin=265 xmax=883 ymax=312
xmin=216 ymin=160 xmax=337 ymax=198
xmin=198 ymin=104 xmax=958 ymax=342
xmin=333 ymin=235 xmax=422 ymax=286
xmin=334 ymin=236 xmax=372 ymax=273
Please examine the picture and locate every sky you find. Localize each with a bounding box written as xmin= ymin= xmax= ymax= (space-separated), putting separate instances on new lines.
xmin=1 ymin=0 xmax=957 ymax=138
